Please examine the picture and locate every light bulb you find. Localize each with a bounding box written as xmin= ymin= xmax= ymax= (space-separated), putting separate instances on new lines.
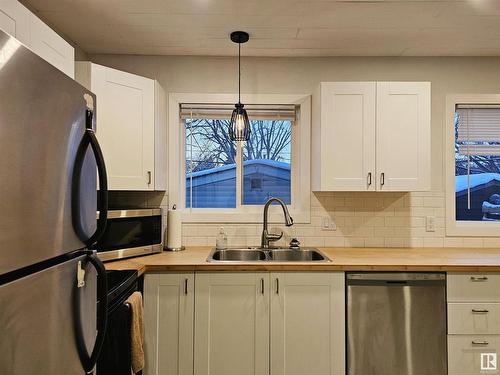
xmin=236 ymin=114 xmax=245 ymax=132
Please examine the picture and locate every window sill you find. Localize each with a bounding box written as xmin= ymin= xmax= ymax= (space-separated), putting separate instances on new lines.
xmin=446 ymin=219 xmax=500 ymax=237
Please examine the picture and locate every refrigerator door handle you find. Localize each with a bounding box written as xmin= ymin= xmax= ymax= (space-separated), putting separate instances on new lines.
xmin=72 ymin=108 xmax=108 ymax=247
xmin=86 ymin=127 xmax=108 ymax=245
xmin=74 ymin=251 xmax=108 ymax=374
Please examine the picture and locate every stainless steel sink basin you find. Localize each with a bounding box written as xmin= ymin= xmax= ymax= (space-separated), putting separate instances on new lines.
xmin=268 ymin=249 xmax=328 ymax=262
xmin=207 ymin=247 xmax=330 ymax=262
xmin=210 ymin=249 xmax=267 ymax=262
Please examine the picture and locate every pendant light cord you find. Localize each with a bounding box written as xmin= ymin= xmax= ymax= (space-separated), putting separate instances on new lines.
xmin=238 ymin=42 xmax=241 ymax=104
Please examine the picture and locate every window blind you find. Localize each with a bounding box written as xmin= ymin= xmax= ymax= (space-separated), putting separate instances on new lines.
xmin=180 ymin=103 xmax=297 ymax=121
xmin=457 ymin=105 xmax=500 ymax=155
xmin=456 ymin=104 xmax=500 ymax=210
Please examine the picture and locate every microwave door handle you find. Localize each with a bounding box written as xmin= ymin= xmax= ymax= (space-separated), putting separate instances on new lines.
xmin=72 ymin=109 xmax=108 ymax=247
xmin=73 ymin=251 xmax=108 ymax=374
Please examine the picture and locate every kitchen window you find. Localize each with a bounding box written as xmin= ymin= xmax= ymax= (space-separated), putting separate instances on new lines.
xmin=446 ymin=94 xmax=500 ymax=236
xmin=168 ymin=93 xmax=311 ymax=223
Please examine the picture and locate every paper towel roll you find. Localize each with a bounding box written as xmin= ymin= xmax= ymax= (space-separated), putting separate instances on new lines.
xmin=166 ymin=206 xmax=183 ymax=251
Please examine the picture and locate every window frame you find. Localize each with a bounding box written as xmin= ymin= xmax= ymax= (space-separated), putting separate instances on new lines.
xmin=446 ymin=94 xmax=500 ymax=236
xmin=168 ymin=93 xmax=311 ymax=224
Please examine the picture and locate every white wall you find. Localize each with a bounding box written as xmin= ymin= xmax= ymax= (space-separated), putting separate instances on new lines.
xmin=95 ymin=54 xmax=500 ymax=248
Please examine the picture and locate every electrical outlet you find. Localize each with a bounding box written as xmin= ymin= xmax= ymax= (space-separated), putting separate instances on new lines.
xmin=321 ymin=216 xmax=337 ymax=231
xmin=426 ymin=216 xmax=435 ymax=232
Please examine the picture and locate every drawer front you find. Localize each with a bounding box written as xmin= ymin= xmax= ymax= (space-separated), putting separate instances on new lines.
xmin=448 ymin=335 xmax=500 ymax=375
xmin=448 ymin=273 xmax=500 ymax=302
xmin=449 ymin=303 xmax=500 ymax=334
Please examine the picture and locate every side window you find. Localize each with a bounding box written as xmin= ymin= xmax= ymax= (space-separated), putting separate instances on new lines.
xmin=455 ymin=106 xmax=500 ymax=221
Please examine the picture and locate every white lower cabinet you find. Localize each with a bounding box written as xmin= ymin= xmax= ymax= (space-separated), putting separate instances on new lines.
xmin=448 ymin=273 xmax=500 ymax=375
xmin=448 ymin=273 xmax=500 ymax=303
xmin=270 ymin=272 xmax=345 ymax=375
xmin=146 ymin=272 xmax=345 ymax=375
xmin=194 ymin=272 xmax=270 ymax=375
xmin=194 ymin=272 xmax=345 ymax=375
xmin=448 ymin=303 xmax=500 ymax=335
xmin=448 ymin=336 xmax=500 ymax=375
xmin=144 ymin=273 xmax=194 ymax=375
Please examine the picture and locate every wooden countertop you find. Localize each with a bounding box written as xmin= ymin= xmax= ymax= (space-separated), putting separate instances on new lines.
xmin=104 ymin=247 xmax=500 ymax=276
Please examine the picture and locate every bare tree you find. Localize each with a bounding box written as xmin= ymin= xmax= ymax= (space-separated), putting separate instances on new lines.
xmin=186 ymin=119 xmax=291 ymax=173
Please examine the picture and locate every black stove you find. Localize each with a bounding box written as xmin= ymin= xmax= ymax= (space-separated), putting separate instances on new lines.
xmin=99 ymin=269 xmax=138 ymax=314
xmin=97 ymin=269 xmax=139 ymax=373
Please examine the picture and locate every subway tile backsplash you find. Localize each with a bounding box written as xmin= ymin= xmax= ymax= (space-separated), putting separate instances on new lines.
xmin=109 ymin=190 xmax=488 ymax=248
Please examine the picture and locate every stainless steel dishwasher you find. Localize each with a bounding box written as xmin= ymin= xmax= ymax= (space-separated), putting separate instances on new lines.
xmin=347 ymin=273 xmax=447 ymax=375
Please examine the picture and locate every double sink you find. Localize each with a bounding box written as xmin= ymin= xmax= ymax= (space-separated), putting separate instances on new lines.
xmin=207 ymin=197 xmax=331 ymax=263
xmin=207 ymin=247 xmax=331 ymax=262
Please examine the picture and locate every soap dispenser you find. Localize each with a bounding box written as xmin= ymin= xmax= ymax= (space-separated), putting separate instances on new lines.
xmin=216 ymin=226 xmax=228 ymax=249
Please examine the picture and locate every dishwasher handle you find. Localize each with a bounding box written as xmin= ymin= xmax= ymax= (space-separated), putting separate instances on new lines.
xmin=347 ymin=272 xmax=446 ymax=286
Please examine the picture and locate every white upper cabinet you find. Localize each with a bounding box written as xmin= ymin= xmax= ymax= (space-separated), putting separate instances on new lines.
xmin=376 ymin=82 xmax=431 ymax=191
xmin=0 ymin=0 xmax=74 ymax=77
xmin=29 ymin=13 xmax=74 ymax=78
xmin=0 ymin=0 xmax=30 ymax=45
xmin=313 ymin=82 xmax=376 ymax=191
xmin=312 ymin=81 xmax=431 ymax=192
xmin=75 ymin=62 xmax=167 ymax=191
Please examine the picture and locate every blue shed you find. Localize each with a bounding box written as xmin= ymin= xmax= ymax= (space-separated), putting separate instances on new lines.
xmin=186 ymin=159 xmax=291 ymax=208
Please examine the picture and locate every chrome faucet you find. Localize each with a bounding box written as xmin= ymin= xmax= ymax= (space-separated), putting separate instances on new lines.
xmin=261 ymin=197 xmax=294 ymax=249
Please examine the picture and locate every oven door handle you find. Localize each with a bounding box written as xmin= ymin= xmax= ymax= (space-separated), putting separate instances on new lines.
xmin=73 ymin=251 xmax=108 ymax=374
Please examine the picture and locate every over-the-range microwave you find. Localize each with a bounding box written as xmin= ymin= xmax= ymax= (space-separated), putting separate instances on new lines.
xmin=93 ymin=208 xmax=163 ymax=261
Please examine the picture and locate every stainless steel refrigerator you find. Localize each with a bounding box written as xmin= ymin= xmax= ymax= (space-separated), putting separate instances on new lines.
xmin=0 ymin=30 xmax=109 ymax=374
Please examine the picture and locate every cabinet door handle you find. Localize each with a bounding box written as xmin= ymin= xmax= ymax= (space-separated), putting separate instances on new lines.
xmin=472 ymin=309 xmax=489 ymax=314
xmin=147 ymin=171 xmax=152 ymax=185
xmin=184 ymin=278 xmax=188 ymax=295
xmin=470 ymin=276 xmax=488 ymax=282
xmin=276 ymin=278 xmax=280 ymax=295
xmin=472 ymin=340 xmax=489 ymax=346
xmin=367 ymin=172 xmax=372 ymax=186
xmin=380 ymin=172 xmax=385 ymax=186
xmin=260 ymin=278 xmax=265 ymax=295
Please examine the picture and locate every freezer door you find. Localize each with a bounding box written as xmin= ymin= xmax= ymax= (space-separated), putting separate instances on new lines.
xmin=0 ymin=254 xmax=97 ymax=374
xmin=0 ymin=30 xmax=97 ymax=275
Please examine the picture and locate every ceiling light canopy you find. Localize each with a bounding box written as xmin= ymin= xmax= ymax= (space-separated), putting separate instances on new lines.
xmin=229 ymin=31 xmax=250 ymax=142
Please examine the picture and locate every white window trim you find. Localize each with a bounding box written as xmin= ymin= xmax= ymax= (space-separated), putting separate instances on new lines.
xmin=446 ymin=93 xmax=500 ymax=236
xmin=168 ymin=92 xmax=311 ymax=224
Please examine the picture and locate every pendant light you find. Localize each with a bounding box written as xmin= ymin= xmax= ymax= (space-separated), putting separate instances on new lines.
xmin=229 ymin=31 xmax=251 ymax=141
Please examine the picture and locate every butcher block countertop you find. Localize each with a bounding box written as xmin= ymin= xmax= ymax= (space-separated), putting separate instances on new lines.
xmin=104 ymin=247 xmax=500 ymax=276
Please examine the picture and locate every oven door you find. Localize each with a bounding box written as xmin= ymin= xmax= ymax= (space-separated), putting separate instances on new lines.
xmin=94 ymin=209 xmax=162 ymax=261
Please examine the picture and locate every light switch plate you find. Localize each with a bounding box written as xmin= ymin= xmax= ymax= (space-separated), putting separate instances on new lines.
xmin=321 ymin=216 xmax=337 ymax=231
xmin=426 ymin=216 xmax=435 ymax=232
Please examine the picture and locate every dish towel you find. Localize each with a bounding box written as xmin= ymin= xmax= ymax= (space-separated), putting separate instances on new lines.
xmin=126 ymin=291 xmax=145 ymax=374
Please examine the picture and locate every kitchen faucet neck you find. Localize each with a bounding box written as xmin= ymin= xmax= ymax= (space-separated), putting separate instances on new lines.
xmin=261 ymin=197 xmax=293 ymax=249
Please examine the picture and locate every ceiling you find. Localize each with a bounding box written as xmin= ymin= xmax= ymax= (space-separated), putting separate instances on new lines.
xmin=21 ymin=0 xmax=500 ymax=57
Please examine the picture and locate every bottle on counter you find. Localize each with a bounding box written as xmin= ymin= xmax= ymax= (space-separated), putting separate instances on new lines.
xmin=216 ymin=227 xmax=228 ymax=249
